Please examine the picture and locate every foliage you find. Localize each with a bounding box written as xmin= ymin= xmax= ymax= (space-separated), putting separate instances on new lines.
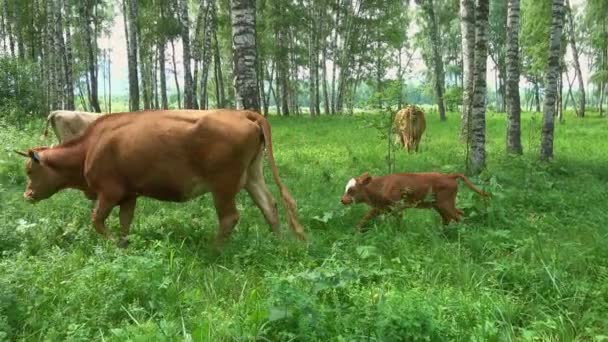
xmin=2 ymin=111 xmax=608 ymax=340
xmin=0 ymin=57 xmax=47 ymax=124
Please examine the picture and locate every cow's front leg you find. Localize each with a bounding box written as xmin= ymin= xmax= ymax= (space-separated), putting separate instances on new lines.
xmin=118 ymin=197 xmax=137 ymax=248
xmin=356 ymin=208 xmax=383 ymax=232
xmin=212 ymin=191 xmax=240 ymax=251
xmin=91 ymin=195 xmax=116 ymax=241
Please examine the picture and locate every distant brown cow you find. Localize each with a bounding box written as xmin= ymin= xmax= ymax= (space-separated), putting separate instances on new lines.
xmin=41 ymin=110 xmax=104 ymax=144
xmin=16 ymin=109 xmax=306 ymax=249
xmin=341 ymin=171 xmax=488 ymax=231
xmin=393 ymin=105 xmax=426 ymax=153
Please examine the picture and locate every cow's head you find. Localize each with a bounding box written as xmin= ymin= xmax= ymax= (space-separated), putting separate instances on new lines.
xmin=14 ymin=148 xmax=62 ymax=202
xmin=341 ymin=172 xmax=372 ymax=205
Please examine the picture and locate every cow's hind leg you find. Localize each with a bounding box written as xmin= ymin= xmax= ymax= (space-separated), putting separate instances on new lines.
xmin=117 ymin=197 xmax=137 ymax=248
xmin=245 ymin=166 xmax=280 ymax=234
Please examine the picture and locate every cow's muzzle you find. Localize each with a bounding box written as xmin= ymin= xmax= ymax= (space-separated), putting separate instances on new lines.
xmin=23 ymin=191 xmax=38 ymax=203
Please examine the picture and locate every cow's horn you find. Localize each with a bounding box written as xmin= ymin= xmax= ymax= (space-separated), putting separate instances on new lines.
xmin=13 ymin=150 xmax=29 ymax=158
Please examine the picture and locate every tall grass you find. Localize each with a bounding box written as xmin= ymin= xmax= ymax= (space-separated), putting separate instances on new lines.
xmin=1 ymin=111 xmax=607 ymax=340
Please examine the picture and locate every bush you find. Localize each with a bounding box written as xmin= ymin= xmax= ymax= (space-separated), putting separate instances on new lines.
xmin=0 ymin=57 xmax=47 ymax=125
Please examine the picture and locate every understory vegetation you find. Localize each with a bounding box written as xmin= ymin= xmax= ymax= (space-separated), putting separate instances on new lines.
xmin=1 ymin=111 xmax=607 ymax=341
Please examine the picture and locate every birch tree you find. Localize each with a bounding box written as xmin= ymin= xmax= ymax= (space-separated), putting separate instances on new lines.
xmin=540 ymin=0 xmax=564 ymax=161
xmin=506 ymin=0 xmax=522 ymax=154
xmin=230 ymin=0 xmax=260 ymax=111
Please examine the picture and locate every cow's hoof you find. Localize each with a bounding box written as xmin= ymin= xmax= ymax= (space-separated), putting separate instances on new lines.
xmin=117 ymin=238 xmax=129 ymax=249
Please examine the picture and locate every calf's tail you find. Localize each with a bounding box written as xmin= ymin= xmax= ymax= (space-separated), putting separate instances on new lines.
xmin=245 ymin=110 xmax=307 ymax=242
xmin=450 ymin=173 xmax=489 ymax=197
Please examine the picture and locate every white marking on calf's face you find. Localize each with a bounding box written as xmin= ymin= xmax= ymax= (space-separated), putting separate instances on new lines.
xmin=344 ymin=178 xmax=356 ymax=194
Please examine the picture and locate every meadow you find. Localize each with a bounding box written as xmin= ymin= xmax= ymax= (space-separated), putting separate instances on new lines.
xmin=1 ymin=110 xmax=608 ymax=341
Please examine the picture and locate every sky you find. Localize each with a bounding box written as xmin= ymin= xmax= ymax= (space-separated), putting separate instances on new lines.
xmin=98 ymin=0 xmax=589 ymax=99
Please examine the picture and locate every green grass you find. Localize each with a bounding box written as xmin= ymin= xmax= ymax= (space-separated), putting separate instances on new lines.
xmin=1 ymin=111 xmax=608 ymax=341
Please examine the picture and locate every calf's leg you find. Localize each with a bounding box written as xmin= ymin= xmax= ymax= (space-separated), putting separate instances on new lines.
xmin=356 ymin=208 xmax=384 ymax=231
xmin=433 ymin=189 xmax=462 ymax=225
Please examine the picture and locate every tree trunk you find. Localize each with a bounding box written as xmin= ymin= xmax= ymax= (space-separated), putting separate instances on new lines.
xmin=230 ymin=0 xmax=260 ymax=111
xmin=213 ymin=29 xmax=225 ymax=108
xmin=180 ymin=0 xmax=194 ymax=109
xmin=125 ymin=0 xmax=139 ymax=111
xmin=468 ymin=0 xmax=489 ymax=175
xmin=460 ymin=0 xmax=475 ymax=140
xmin=418 ymin=0 xmax=446 ymax=121
xmin=506 ymin=0 xmax=522 ymax=154
xmin=171 ymin=39 xmax=182 ymax=109
xmin=152 ymin=50 xmax=159 ymax=109
xmin=159 ymin=40 xmax=168 ymax=109
xmin=308 ymin=5 xmax=317 ymax=117
xmin=322 ymin=43 xmax=330 ymax=115
xmin=83 ymin=3 xmax=101 ymax=113
xmin=565 ymin=0 xmax=584 ymax=117
xmin=63 ymin=0 xmax=75 ymax=110
xmin=534 ymin=77 xmax=541 ymax=112
xmin=540 ymin=0 xmax=565 ymax=161
xmin=200 ymin=0 xmax=215 ymax=110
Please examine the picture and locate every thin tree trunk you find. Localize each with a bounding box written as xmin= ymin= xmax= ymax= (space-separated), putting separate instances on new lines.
xmin=418 ymin=0 xmax=446 ymax=121
xmin=152 ymin=49 xmax=159 ymax=109
xmin=460 ymin=0 xmax=475 ymax=140
xmin=200 ymin=0 xmax=215 ymax=110
xmin=213 ymin=30 xmax=225 ymax=108
xmin=534 ymin=78 xmax=541 ymax=112
xmin=468 ymin=0 xmax=489 ymax=175
xmin=171 ymin=39 xmax=182 ymax=109
xmin=63 ymin=1 xmax=75 ymax=110
xmin=108 ymin=51 xmax=112 ymax=113
xmin=158 ymin=40 xmax=168 ymax=109
xmin=125 ymin=0 xmax=139 ymax=111
xmin=565 ymin=0 xmax=584 ymax=117
xmin=308 ymin=5 xmax=317 ymax=116
xmin=540 ymin=0 xmax=565 ymax=161
xmin=83 ymin=3 xmax=101 ymax=113
xmin=179 ymin=0 xmax=194 ymax=109
xmin=506 ymin=0 xmax=522 ymax=154
xmin=322 ymin=44 xmax=330 ymax=115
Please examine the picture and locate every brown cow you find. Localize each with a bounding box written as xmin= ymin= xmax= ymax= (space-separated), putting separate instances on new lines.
xmin=16 ymin=109 xmax=306 ymax=249
xmin=393 ymin=105 xmax=426 ymax=153
xmin=41 ymin=110 xmax=104 ymax=144
xmin=341 ymin=171 xmax=488 ymax=231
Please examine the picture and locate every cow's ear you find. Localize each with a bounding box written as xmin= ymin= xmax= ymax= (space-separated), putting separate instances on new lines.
xmin=28 ymin=150 xmax=40 ymax=163
xmin=359 ymin=172 xmax=371 ymax=185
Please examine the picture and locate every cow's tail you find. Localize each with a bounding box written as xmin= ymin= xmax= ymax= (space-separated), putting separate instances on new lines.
xmin=245 ymin=111 xmax=307 ymax=241
xmin=450 ymin=173 xmax=489 ymax=197
xmin=40 ymin=111 xmax=56 ymax=141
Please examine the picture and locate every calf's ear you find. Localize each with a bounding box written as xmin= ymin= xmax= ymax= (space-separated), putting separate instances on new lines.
xmin=358 ymin=172 xmax=372 ymax=185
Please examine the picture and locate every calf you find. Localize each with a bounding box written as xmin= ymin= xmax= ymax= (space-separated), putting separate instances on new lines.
xmin=41 ymin=110 xmax=104 ymax=144
xmin=16 ymin=109 xmax=306 ymax=249
xmin=341 ymin=171 xmax=488 ymax=230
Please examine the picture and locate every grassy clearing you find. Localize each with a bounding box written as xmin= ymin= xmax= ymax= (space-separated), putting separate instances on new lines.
xmin=1 ymin=111 xmax=608 ymax=341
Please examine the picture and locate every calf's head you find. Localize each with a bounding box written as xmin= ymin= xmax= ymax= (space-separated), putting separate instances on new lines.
xmin=341 ymin=172 xmax=372 ymax=205
xmin=14 ymin=149 xmax=62 ymax=202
